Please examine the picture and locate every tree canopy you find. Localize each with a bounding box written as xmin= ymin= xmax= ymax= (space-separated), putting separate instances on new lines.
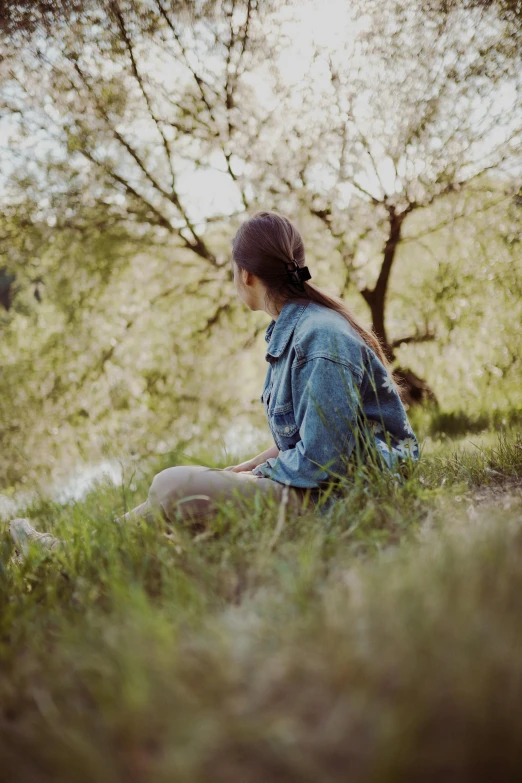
xmin=0 ymin=0 xmax=521 ymax=486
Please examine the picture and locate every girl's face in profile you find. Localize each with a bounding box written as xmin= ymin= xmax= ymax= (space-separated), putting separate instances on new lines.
xmin=232 ymin=256 xmax=249 ymax=308
xmin=231 ymin=254 xmax=269 ymax=314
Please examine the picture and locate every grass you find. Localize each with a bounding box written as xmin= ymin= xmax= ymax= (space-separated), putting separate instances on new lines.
xmin=409 ymin=398 xmax=522 ymax=440
xmin=0 ymin=424 xmax=521 ymax=781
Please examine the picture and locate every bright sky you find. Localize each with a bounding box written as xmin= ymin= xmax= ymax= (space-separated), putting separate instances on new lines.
xmin=177 ymin=0 xmax=357 ymax=228
xmin=178 ymin=0 xmax=519 ymax=229
xmin=0 ymin=0 xmax=354 ymax=226
xmin=1 ymin=0 xmax=518 ymax=229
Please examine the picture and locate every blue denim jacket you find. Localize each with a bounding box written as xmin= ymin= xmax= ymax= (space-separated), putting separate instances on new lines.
xmin=251 ymin=299 xmax=420 ymax=496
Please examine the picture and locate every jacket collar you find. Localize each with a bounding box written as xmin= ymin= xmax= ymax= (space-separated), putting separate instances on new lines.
xmin=264 ymin=299 xmax=310 ymax=361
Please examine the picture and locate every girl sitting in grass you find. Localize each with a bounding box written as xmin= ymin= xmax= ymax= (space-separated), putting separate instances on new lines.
xmin=10 ymin=210 xmax=419 ymax=554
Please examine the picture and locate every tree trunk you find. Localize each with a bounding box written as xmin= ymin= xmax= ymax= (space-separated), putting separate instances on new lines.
xmin=393 ymin=366 xmax=439 ymax=408
xmin=360 ymin=206 xmax=438 ymax=407
xmin=361 ymin=205 xmax=404 ymax=362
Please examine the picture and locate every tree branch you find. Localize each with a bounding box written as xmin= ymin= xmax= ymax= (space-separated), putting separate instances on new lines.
xmin=66 ymin=56 xmax=217 ymax=263
xmin=111 ymin=0 xmax=177 ymax=192
xmin=390 ymin=330 xmax=437 ymax=349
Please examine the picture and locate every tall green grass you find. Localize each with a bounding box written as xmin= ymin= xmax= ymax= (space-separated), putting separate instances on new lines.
xmin=0 ymin=426 xmax=521 ymax=781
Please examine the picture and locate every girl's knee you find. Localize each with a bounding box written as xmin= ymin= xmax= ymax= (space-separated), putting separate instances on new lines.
xmin=148 ymin=465 xmax=206 ymax=508
xmin=148 ymin=465 xmax=217 ymax=525
xmin=149 ymin=467 xmax=180 ymax=507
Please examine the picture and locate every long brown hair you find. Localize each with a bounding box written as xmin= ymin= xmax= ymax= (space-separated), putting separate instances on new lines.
xmin=232 ymin=210 xmax=403 ymax=391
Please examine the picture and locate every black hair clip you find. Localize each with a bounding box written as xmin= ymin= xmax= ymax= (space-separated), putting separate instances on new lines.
xmin=285 ymin=259 xmax=312 ymax=291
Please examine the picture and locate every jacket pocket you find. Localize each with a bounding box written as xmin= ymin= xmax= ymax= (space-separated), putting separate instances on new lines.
xmin=270 ymin=407 xmax=299 ymax=439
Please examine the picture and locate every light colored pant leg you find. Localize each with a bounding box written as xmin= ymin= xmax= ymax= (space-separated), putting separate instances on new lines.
xmin=146 ymin=466 xmax=314 ymax=524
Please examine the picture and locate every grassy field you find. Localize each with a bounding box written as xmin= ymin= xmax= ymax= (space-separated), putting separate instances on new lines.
xmin=1 ymin=421 xmax=522 ymax=782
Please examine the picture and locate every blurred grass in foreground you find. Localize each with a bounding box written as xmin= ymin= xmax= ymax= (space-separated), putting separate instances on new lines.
xmin=0 ymin=424 xmax=521 ymax=782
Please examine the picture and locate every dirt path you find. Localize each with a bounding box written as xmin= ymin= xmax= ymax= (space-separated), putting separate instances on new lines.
xmin=453 ymin=477 xmax=522 ymax=520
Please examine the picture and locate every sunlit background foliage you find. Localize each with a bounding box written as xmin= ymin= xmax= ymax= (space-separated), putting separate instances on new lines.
xmin=0 ymin=0 xmax=521 ymax=490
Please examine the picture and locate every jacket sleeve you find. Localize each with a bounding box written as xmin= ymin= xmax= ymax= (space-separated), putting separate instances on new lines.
xmin=251 ymin=357 xmax=363 ymax=489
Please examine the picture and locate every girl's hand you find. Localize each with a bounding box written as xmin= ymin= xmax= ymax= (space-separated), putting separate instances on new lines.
xmin=223 ymin=460 xmax=257 ymax=472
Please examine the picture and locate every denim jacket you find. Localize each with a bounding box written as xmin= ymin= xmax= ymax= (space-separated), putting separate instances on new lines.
xmin=251 ymin=299 xmax=420 ymax=494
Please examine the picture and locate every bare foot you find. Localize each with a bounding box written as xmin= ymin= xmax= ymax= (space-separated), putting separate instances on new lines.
xmin=9 ymin=518 xmax=63 ymax=556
